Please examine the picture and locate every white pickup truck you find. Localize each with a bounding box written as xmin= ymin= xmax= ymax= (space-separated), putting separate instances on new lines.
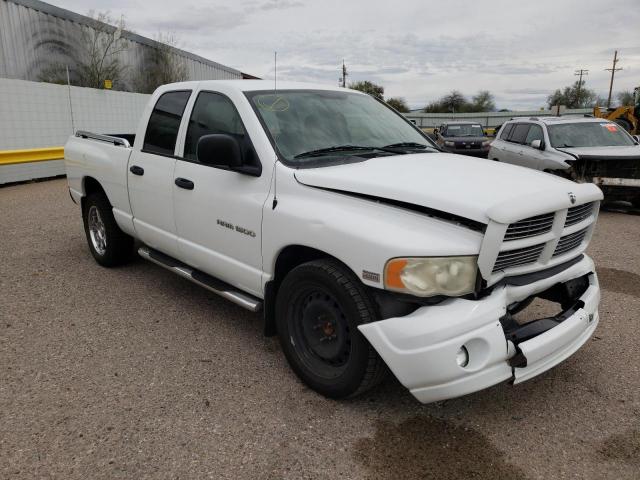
xmin=65 ymin=80 xmax=603 ymax=404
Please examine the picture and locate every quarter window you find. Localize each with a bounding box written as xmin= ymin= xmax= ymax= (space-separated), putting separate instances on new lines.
xmin=143 ymin=91 xmax=191 ymax=156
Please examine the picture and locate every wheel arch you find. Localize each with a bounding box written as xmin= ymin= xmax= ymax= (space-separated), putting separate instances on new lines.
xmin=263 ymin=244 xmax=355 ymax=337
xmin=80 ymin=176 xmax=110 ymax=209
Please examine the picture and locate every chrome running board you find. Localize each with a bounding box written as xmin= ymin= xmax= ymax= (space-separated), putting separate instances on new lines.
xmin=138 ymin=246 xmax=262 ymax=312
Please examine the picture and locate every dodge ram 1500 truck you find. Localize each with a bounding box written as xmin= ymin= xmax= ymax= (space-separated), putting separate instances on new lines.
xmin=65 ymin=80 xmax=603 ymax=404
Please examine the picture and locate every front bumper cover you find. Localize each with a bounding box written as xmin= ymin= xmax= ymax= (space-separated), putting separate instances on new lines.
xmin=358 ymin=255 xmax=599 ymax=403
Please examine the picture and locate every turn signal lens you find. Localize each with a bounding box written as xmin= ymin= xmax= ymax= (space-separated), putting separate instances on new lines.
xmin=384 ymin=256 xmax=478 ymax=297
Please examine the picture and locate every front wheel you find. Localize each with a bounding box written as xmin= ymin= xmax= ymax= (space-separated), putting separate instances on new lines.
xmin=82 ymin=192 xmax=134 ymax=267
xmin=275 ymin=259 xmax=387 ymax=399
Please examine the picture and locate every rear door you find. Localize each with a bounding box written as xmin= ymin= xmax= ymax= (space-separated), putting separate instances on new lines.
xmin=128 ymin=90 xmax=191 ymax=257
xmin=502 ymin=123 xmax=531 ymax=166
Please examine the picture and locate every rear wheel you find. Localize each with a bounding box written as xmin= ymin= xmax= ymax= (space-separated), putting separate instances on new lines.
xmin=82 ymin=192 xmax=134 ymax=267
xmin=275 ymin=259 xmax=386 ymax=399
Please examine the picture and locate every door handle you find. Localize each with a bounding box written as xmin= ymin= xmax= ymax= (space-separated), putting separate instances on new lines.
xmin=129 ymin=165 xmax=144 ymax=176
xmin=175 ymin=177 xmax=195 ymax=190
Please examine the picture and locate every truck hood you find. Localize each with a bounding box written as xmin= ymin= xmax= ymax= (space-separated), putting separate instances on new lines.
xmin=294 ymin=153 xmax=603 ymax=224
xmin=559 ymin=145 xmax=640 ymax=159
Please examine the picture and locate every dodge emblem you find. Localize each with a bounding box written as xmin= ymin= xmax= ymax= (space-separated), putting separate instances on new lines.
xmin=568 ymin=192 xmax=577 ymax=204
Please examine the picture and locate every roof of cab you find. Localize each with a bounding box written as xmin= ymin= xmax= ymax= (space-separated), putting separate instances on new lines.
xmin=160 ymin=79 xmax=359 ymax=93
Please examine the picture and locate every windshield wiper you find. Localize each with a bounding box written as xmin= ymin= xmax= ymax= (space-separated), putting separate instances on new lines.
xmin=557 ymin=144 xmax=575 ymax=148
xmin=294 ymin=145 xmax=395 ymax=159
xmin=382 ymin=142 xmax=430 ymax=149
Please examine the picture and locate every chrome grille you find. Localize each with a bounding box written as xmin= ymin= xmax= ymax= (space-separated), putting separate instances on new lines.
xmin=504 ymin=212 xmax=555 ymax=241
xmin=553 ymin=228 xmax=588 ymax=257
xmin=565 ymin=202 xmax=594 ymax=227
xmin=493 ymin=243 xmax=545 ymax=272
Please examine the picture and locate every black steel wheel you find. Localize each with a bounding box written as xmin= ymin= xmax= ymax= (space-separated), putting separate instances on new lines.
xmin=275 ymin=259 xmax=387 ymax=399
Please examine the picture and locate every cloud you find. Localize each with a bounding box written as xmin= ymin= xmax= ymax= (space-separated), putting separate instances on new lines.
xmin=49 ymin=0 xmax=640 ymax=110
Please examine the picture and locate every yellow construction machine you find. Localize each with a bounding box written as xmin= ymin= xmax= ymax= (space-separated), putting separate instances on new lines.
xmin=593 ymin=86 xmax=639 ymax=134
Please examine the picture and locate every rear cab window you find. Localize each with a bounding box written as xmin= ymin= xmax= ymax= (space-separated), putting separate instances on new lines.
xmin=143 ymin=90 xmax=192 ymax=156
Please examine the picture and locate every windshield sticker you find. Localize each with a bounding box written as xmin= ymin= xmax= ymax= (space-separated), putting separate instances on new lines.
xmin=602 ymin=123 xmax=618 ymax=132
xmin=256 ymin=95 xmax=290 ymax=112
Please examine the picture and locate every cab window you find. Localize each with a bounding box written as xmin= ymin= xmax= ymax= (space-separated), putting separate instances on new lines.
xmin=183 ymin=91 xmax=259 ymax=167
xmin=143 ymin=90 xmax=191 ymax=156
xmin=524 ymin=124 xmax=544 ymax=146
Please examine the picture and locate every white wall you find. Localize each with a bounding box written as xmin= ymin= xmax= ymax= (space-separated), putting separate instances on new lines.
xmin=0 ymin=78 xmax=150 ymax=150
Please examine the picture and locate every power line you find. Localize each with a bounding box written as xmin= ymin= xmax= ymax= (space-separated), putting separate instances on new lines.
xmin=605 ymin=50 xmax=622 ymax=108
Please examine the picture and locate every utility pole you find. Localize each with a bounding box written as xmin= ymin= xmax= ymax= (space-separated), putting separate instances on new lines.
xmin=574 ymin=68 xmax=588 ymax=107
xmin=605 ymin=50 xmax=622 ymax=108
xmin=339 ymin=60 xmax=348 ymax=88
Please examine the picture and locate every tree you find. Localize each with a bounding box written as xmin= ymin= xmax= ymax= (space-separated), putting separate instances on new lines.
xmin=135 ymin=33 xmax=188 ymax=94
xmin=349 ymin=80 xmax=384 ymax=100
xmin=547 ymin=80 xmax=597 ymax=108
xmin=617 ymin=90 xmax=634 ymax=106
xmin=386 ymin=97 xmax=409 ymax=112
xmin=441 ymin=90 xmax=467 ymax=113
xmin=77 ymin=12 xmax=129 ymax=89
xmin=471 ymin=90 xmax=495 ymax=112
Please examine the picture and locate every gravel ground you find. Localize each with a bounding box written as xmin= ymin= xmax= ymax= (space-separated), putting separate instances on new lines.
xmin=1 ymin=178 xmax=639 ymax=480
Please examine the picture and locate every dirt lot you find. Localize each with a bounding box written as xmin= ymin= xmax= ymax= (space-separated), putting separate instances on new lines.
xmin=1 ymin=178 xmax=639 ymax=479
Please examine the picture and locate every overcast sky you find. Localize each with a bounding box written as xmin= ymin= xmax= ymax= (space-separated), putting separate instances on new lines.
xmin=51 ymin=0 xmax=640 ymax=110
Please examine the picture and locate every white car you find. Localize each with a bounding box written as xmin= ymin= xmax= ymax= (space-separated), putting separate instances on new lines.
xmin=490 ymin=116 xmax=640 ymax=206
xmin=64 ymin=80 xmax=603 ymax=404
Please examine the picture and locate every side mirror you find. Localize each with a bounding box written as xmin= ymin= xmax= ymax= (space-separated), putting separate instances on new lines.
xmin=632 ymin=135 xmax=640 ymax=144
xmin=197 ymin=134 xmax=243 ymax=168
xmin=530 ymin=139 xmax=545 ymax=150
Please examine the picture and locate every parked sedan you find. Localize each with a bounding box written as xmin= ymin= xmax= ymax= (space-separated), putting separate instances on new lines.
xmin=434 ymin=121 xmax=491 ymax=157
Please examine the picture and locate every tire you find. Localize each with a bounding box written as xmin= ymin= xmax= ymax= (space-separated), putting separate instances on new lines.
xmin=275 ymin=259 xmax=387 ymax=399
xmin=82 ymin=192 xmax=134 ymax=267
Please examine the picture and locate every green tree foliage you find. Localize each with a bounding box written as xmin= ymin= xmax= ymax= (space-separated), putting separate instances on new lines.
xmin=424 ymin=90 xmax=496 ymax=113
xmin=471 ymin=90 xmax=496 ymax=112
xmin=349 ymin=80 xmax=384 ymax=100
xmin=547 ymin=80 xmax=597 ymax=108
xmin=617 ymin=90 xmax=634 ymax=106
xmin=386 ymin=97 xmax=409 ymax=112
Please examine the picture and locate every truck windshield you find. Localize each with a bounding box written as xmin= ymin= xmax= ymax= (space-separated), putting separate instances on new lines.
xmin=548 ymin=122 xmax=635 ymax=148
xmin=443 ymin=124 xmax=484 ymax=137
xmin=246 ymin=90 xmax=436 ymax=164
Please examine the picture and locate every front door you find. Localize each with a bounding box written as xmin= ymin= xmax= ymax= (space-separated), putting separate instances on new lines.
xmin=172 ymin=91 xmax=269 ymax=297
xmin=128 ymin=90 xmax=191 ymax=257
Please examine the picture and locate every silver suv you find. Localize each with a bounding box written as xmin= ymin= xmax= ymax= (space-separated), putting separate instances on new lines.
xmin=489 ymin=116 xmax=640 ymax=206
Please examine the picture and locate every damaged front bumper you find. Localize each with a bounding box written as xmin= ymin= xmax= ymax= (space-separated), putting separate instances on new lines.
xmin=358 ymin=255 xmax=600 ymax=404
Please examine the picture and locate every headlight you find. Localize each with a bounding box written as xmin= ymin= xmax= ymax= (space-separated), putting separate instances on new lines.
xmin=482 ymin=140 xmax=491 ymax=147
xmin=444 ymin=141 xmax=455 ymax=147
xmin=384 ymin=256 xmax=478 ymax=297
